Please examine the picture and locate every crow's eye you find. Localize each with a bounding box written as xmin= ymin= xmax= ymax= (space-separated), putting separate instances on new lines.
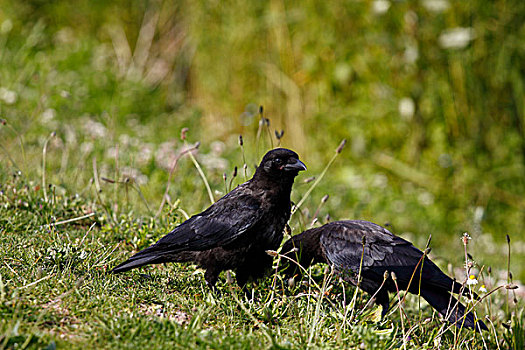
xmin=274 ymin=158 xmax=282 ymax=164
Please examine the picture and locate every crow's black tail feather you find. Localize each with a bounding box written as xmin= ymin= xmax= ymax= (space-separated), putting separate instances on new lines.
xmin=111 ymin=255 xmax=163 ymax=273
xmin=110 ymin=245 xmax=167 ymax=273
xmin=111 ymin=245 xmax=198 ymax=273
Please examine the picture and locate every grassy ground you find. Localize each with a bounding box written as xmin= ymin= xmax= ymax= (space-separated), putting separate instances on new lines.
xmin=0 ymin=167 xmax=523 ymax=349
xmin=1 ymin=0 xmax=524 ymax=348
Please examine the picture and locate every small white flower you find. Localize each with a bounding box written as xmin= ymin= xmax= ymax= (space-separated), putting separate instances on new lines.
xmin=462 ymin=232 xmax=472 ymax=245
xmin=439 ymin=27 xmax=475 ymax=49
xmin=474 ymin=206 xmax=484 ymax=224
xmin=83 ymin=118 xmax=107 ymax=139
xmin=479 ymin=284 xmax=487 ymax=293
xmin=136 ymin=143 xmax=153 ymax=166
xmin=372 ymin=0 xmax=391 ymax=15
xmin=60 ymin=90 xmax=71 ymax=98
xmin=422 ymin=0 xmax=450 ymax=13
xmin=399 ymin=97 xmax=415 ymax=120
xmin=0 ymin=87 xmax=17 ymax=104
xmin=403 ymin=45 xmax=419 ymax=64
xmin=118 ymin=134 xmax=131 ymax=146
xmin=41 ymin=108 xmax=56 ymax=123
xmin=467 ymin=275 xmax=478 ymax=285
xmin=418 ymin=191 xmax=434 ymax=206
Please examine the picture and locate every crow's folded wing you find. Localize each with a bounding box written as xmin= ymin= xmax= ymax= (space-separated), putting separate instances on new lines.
xmin=320 ymin=220 xmax=457 ymax=291
xmin=111 ymin=187 xmax=266 ymax=273
xmin=155 ymin=189 xmax=264 ymax=252
xmin=320 ymin=220 xmax=418 ymax=269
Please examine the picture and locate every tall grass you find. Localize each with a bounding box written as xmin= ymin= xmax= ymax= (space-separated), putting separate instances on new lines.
xmin=0 ymin=1 xmax=524 ymax=348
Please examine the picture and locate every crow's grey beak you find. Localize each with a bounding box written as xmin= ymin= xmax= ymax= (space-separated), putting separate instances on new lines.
xmin=284 ymin=158 xmax=307 ymax=171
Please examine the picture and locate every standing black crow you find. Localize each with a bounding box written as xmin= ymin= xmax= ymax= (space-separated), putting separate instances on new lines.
xmin=281 ymin=220 xmax=488 ymax=331
xmin=112 ymin=148 xmax=306 ymax=288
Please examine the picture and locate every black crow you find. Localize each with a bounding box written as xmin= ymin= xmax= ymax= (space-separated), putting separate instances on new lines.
xmin=281 ymin=220 xmax=488 ymax=331
xmin=112 ymin=148 xmax=306 ymax=288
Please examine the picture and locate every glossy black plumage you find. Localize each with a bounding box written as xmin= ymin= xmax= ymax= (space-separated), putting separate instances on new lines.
xmin=112 ymin=148 xmax=306 ymax=288
xmin=282 ymin=220 xmax=487 ymax=331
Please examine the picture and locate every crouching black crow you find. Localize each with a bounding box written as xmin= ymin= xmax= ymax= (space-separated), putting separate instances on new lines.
xmin=112 ymin=148 xmax=306 ymax=289
xmin=281 ymin=220 xmax=487 ymax=331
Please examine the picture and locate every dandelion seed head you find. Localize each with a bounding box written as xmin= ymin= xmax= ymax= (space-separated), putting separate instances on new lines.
xmin=83 ymin=118 xmax=107 ymax=139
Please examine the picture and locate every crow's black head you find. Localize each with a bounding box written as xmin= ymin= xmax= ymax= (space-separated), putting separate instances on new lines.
xmin=258 ymin=148 xmax=306 ymax=178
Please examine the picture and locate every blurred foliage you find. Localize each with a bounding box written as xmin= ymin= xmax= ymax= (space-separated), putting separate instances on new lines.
xmin=0 ymin=0 xmax=524 ymax=280
xmin=1 ymin=1 xmax=524 ymax=347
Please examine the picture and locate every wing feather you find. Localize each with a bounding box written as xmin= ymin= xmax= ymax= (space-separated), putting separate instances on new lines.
xmin=320 ymin=220 xmax=456 ymax=291
xmin=154 ymin=185 xmax=264 ymax=253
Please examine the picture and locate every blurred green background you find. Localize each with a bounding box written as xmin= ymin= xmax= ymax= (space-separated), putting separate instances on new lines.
xmin=0 ymin=0 xmax=524 ymax=278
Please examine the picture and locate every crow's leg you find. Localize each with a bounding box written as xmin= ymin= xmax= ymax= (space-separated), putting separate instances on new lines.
xmin=234 ymin=270 xmax=257 ymax=301
xmin=204 ymin=268 xmax=220 ymax=292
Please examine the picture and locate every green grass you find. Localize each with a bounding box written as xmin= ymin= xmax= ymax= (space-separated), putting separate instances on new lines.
xmin=1 ymin=0 xmax=524 ymax=348
xmin=1 ymin=140 xmax=523 ymax=349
